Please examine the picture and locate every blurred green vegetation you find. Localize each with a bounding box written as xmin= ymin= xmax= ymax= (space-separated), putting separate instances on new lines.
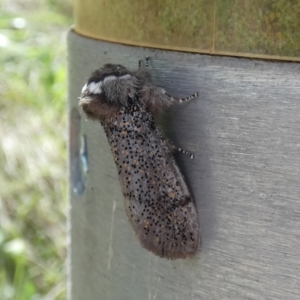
xmin=0 ymin=0 xmax=72 ymax=299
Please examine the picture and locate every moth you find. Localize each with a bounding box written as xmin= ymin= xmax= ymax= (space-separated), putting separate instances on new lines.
xmin=79 ymin=58 xmax=200 ymax=259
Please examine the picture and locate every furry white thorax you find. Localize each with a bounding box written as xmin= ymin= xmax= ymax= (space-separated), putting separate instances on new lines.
xmin=87 ymin=81 xmax=103 ymax=94
xmin=119 ymin=74 xmax=132 ymax=80
xmin=86 ymin=74 xmax=133 ymax=95
xmin=103 ymin=75 xmax=117 ymax=83
xmin=81 ymin=83 xmax=88 ymax=93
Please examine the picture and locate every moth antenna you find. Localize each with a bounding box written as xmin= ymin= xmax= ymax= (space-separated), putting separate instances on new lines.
xmin=171 ymin=92 xmax=199 ymax=104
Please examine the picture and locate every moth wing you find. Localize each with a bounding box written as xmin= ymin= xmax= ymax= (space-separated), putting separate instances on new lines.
xmin=117 ymin=121 xmax=200 ymax=259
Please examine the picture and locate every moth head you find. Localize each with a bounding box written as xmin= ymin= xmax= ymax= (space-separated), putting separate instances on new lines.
xmin=79 ymin=64 xmax=138 ymax=121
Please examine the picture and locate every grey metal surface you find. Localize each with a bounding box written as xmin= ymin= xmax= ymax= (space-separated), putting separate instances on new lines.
xmin=67 ymin=30 xmax=300 ymax=300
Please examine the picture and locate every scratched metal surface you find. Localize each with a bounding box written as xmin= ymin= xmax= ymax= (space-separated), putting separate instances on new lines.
xmin=67 ymin=30 xmax=300 ymax=300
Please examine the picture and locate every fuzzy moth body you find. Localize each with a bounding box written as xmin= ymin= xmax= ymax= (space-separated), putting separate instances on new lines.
xmin=79 ymin=59 xmax=200 ymax=259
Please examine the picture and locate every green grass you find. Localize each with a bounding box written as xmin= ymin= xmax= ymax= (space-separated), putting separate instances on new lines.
xmin=0 ymin=0 xmax=72 ymax=299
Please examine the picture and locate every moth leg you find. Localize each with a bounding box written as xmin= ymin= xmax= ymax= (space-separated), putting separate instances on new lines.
xmin=177 ymin=147 xmax=195 ymax=159
xmin=137 ymin=59 xmax=198 ymax=113
xmin=138 ymin=56 xmax=150 ymax=68
xmin=145 ymin=56 xmax=150 ymax=68
xmin=167 ymin=140 xmax=195 ymax=160
xmin=140 ymin=88 xmax=198 ymax=114
xmin=169 ymin=92 xmax=199 ymax=104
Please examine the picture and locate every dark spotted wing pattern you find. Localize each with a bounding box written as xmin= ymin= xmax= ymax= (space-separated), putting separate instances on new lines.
xmin=103 ymin=98 xmax=200 ymax=259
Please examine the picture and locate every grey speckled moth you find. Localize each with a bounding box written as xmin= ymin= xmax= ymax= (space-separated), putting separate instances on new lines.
xmin=79 ymin=58 xmax=200 ymax=259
